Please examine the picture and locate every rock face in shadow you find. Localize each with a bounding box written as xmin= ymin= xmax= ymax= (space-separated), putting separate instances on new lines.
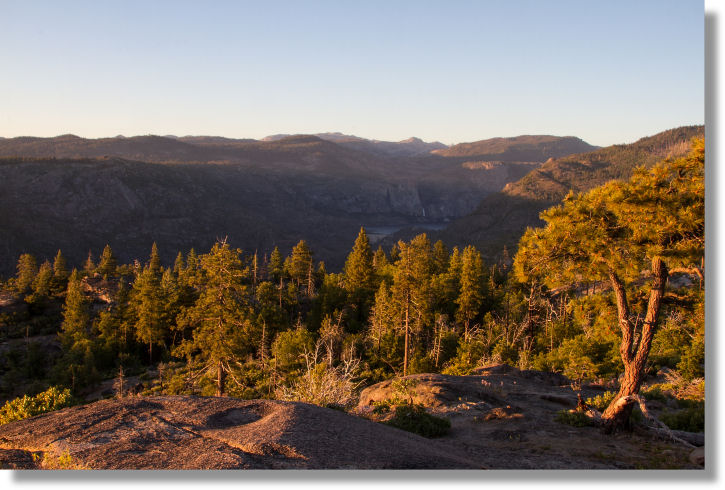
xmin=0 ymin=396 xmax=479 ymax=469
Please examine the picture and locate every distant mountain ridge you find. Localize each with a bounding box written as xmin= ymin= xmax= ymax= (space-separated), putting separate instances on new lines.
xmin=262 ymin=132 xmax=448 ymax=158
xmin=432 ymin=135 xmax=598 ymax=161
xmin=0 ymin=132 xmax=600 ymax=274
xmin=437 ymin=125 xmax=705 ymax=258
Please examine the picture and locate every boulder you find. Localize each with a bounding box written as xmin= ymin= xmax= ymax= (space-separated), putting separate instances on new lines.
xmin=689 ymin=446 xmax=704 ymax=466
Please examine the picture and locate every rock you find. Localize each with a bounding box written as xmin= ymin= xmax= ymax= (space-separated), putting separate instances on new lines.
xmin=81 ymin=275 xmax=119 ymax=305
xmin=0 ymin=449 xmax=39 ymax=469
xmin=358 ymin=373 xmax=507 ymax=411
xmin=0 ymin=290 xmax=28 ymax=316
xmin=689 ymin=446 xmax=704 ymax=466
xmin=0 ymin=396 xmax=479 ymax=469
xmin=481 ymin=406 xmax=523 ymax=421
xmin=539 ymin=394 xmax=576 ymax=407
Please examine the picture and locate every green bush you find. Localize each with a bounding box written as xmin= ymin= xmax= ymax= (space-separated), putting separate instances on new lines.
xmin=677 ymin=336 xmax=704 ymax=381
xmin=642 ymin=385 xmax=670 ymax=403
xmin=661 ymin=404 xmax=705 ymax=433
xmin=442 ymin=338 xmax=488 ymax=375
xmin=271 ymin=326 xmax=315 ymax=372
xmin=538 ymin=335 xmax=620 ymax=382
xmin=555 ymin=409 xmax=594 ymax=427
xmin=585 ymin=390 xmax=617 ymax=411
xmin=384 ymin=404 xmax=451 ymax=438
xmin=492 ymin=340 xmax=519 ymax=366
xmin=0 ymin=386 xmax=74 ymax=425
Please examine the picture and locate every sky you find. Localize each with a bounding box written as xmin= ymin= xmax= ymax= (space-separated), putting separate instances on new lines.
xmin=0 ymin=0 xmax=705 ymax=147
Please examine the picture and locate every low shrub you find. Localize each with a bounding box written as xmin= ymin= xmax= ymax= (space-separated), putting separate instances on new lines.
xmin=585 ymin=391 xmax=617 ymax=411
xmin=0 ymin=386 xmax=74 ymax=425
xmin=660 ymin=404 xmax=705 ymax=433
xmin=384 ymin=404 xmax=451 ymax=438
xmin=555 ymin=409 xmax=594 ymax=427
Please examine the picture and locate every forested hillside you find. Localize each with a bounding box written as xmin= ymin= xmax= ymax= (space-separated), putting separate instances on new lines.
xmin=431 ymin=135 xmax=597 ymax=160
xmin=439 ymin=126 xmax=704 ymax=258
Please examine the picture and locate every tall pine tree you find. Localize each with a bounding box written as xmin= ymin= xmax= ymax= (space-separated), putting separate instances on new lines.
xmin=176 ymin=240 xmax=252 ymax=396
xmin=343 ymin=227 xmax=375 ymax=321
xmin=456 ymin=246 xmax=485 ymax=340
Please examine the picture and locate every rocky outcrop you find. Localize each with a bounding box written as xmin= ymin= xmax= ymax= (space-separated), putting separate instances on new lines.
xmin=0 ymin=367 xmax=704 ymax=469
xmin=356 ymin=365 xmax=702 ymax=469
xmin=0 ymin=396 xmax=479 ymax=469
xmin=81 ymin=275 xmax=119 ymax=305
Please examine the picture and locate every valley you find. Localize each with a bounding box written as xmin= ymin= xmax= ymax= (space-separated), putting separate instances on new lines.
xmin=0 ymin=132 xmax=594 ymax=274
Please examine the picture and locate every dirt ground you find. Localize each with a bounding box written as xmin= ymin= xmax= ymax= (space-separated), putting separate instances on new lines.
xmin=356 ymin=365 xmax=703 ymax=469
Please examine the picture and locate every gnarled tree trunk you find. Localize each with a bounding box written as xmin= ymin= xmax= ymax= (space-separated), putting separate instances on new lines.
xmin=601 ymin=257 xmax=668 ymax=432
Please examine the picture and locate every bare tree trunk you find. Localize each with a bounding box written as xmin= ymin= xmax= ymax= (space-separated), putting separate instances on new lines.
xmin=216 ymin=360 xmax=225 ymax=397
xmin=403 ymin=293 xmax=410 ymax=377
xmin=307 ymin=261 xmax=314 ymax=296
xmin=260 ymin=320 xmax=267 ymax=363
xmin=602 ymin=257 xmax=668 ymax=431
xmin=252 ymin=251 xmax=258 ymax=295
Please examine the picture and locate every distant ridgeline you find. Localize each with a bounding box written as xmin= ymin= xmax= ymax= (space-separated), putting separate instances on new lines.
xmin=0 ymin=132 xmax=597 ymax=276
xmin=437 ymin=125 xmax=705 ymax=260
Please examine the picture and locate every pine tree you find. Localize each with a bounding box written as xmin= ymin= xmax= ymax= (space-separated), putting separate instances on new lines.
xmin=389 ymin=243 xmax=401 ymax=263
xmin=287 ymin=240 xmax=313 ymax=290
xmin=83 ymin=251 xmax=96 ymax=276
xmin=456 ymin=246 xmax=485 ymax=340
xmin=14 ymin=253 xmax=38 ymax=294
xmin=373 ymin=246 xmax=388 ymax=270
xmin=391 ymin=234 xmax=434 ymax=376
xmin=368 ymin=280 xmax=397 ymax=356
xmin=28 ymin=261 xmax=53 ymax=305
xmin=268 ymin=246 xmax=284 ymax=283
xmin=115 ymin=279 xmax=134 ymax=351
xmin=433 ymin=240 xmax=449 ymax=274
xmin=173 ymin=251 xmax=185 ymax=277
xmin=514 ymin=138 xmax=705 ymax=431
xmin=148 ymin=242 xmax=162 ymax=276
xmin=95 ymin=309 xmax=121 ymax=356
xmin=251 ymin=251 xmax=259 ymax=294
xmin=51 ymin=250 xmax=70 ymax=292
xmin=161 ymin=268 xmax=181 ymax=333
xmin=131 ymin=265 xmax=166 ymax=363
xmin=432 ymin=246 xmax=462 ymax=315
xmin=97 ymin=244 xmax=118 ymax=278
xmin=183 ymin=248 xmax=199 ymax=288
xmin=344 ymin=228 xmax=375 ymax=319
xmin=60 ymin=270 xmax=91 ymax=349
xmin=175 ymin=240 xmax=251 ymax=396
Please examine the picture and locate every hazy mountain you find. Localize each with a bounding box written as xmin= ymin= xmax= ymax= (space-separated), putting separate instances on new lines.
xmin=0 ymin=132 xmax=597 ymax=274
xmin=432 ymin=135 xmax=598 ymax=161
xmin=436 ymin=126 xmax=705 ymax=258
xmin=263 ymin=132 xmax=447 ymax=157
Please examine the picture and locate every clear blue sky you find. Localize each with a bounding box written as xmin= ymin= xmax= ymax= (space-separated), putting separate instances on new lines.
xmin=0 ymin=0 xmax=704 ymax=146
